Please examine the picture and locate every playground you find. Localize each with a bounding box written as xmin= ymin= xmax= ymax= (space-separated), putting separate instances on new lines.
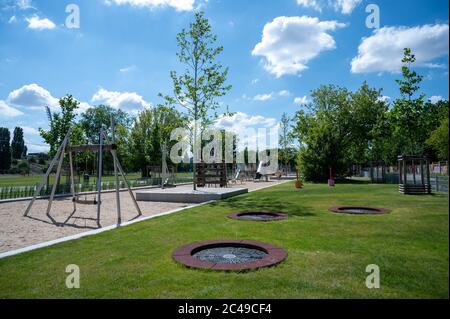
xmin=0 ymin=180 xmax=284 ymax=254
xmin=0 ymin=2 xmax=448 ymax=302
xmin=0 ymin=181 xmax=447 ymax=298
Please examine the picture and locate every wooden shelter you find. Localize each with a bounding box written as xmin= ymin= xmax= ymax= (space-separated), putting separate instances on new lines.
xmin=398 ymin=155 xmax=431 ymax=194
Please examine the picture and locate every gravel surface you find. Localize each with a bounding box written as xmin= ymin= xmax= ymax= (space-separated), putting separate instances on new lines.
xmin=0 ymin=180 xmax=286 ymax=253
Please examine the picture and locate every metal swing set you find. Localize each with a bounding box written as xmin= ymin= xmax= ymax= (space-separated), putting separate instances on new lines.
xmin=23 ymin=118 xmax=142 ymax=227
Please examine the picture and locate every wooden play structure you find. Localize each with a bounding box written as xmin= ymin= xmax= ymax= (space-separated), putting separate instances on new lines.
xmin=195 ymin=161 xmax=228 ymax=188
xmin=398 ymin=155 xmax=431 ymax=194
xmin=23 ymin=118 xmax=142 ymax=227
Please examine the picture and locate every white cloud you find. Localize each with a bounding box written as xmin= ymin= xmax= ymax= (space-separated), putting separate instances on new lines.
xmin=351 ymin=24 xmax=449 ymax=74
xmin=296 ymin=0 xmax=321 ymax=11
xmin=24 ymin=140 xmax=50 ymax=154
xmin=105 ymin=0 xmax=195 ymax=11
xmin=21 ymin=126 xmax=40 ymax=135
xmin=278 ymin=90 xmax=290 ymax=97
xmin=0 ymin=100 xmax=24 ymax=117
xmin=294 ymin=96 xmax=311 ymax=105
xmin=8 ymin=15 xmax=17 ymax=24
xmin=119 ymin=65 xmax=138 ymax=73
xmin=17 ymin=0 xmax=35 ymax=10
xmin=252 ymin=16 xmax=346 ymax=77
xmin=333 ymin=0 xmax=361 ymax=14
xmin=297 ymin=0 xmax=361 ymax=14
xmin=429 ymin=95 xmax=444 ymax=104
xmin=7 ymin=84 xmax=59 ymax=110
xmin=78 ymin=102 xmax=93 ymax=113
xmin=26 ymin=15 xmax=56 ymax=30
xmin=253 ymin=93 xmax=273 ymax=101
xmin=91 ymin=88 xmax=151 ymax=112
xmin=216 ymin=112 xmax=278 ymax=129
xmin=215 ymin=112 xmax=279 ymax=150
xmin=251 ymin=78 xmax=260 ymax=85
xmin=377 ymin=95 xmax=390 ymax=103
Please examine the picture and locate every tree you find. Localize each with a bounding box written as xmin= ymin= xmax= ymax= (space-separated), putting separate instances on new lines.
xmin=292 ymin=83 xmax=387 ymax=181
xmin=17 ymin=161 xmax=30 ymax=175
xmin=349 ymin=82 xmax=389 ymax=164
xmin=292 ymin=85 xmax=352 ymax=181
xmin=279 ymin=112 xmax=293 ymax=172
xmin=80 ymin=105 xmax=131 ymax=143
xmin=160 ymin=11 xmax=232 ymax=189
xmin=39 ymin=95 xmax=79 ymax=156
xmin=391 ymin=48 xmax=427 ymax=156
xmin=22 ymin=145 xmax=27 ymax=158
xmin=79 ymin=105 xmax=132 ymax=173
xmin=131 ymin=105 xmax=187 ymax=177
xmin=426 ymin=117 xmax=449 ymax=161
xmin=0 ymin=128 xmax=11 ymax=172
xmin=11 ymin=127 xmax=25 ymax=159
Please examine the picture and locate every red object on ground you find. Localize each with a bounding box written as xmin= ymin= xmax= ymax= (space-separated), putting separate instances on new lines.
xmin=328 ymin=166 xmax=335 ymax=187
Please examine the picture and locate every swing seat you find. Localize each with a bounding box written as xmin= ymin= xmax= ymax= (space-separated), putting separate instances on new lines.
xmin=72 ymin=197 xmax=99 ymax=205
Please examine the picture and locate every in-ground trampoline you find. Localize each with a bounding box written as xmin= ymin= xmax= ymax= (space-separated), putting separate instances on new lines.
xmin=172 ymin=240 xmax=287 ymax=271
xmin=228 ymin=211 xmax=288 ymax=222
xmin=329 ymin=206 xmax=390 ymax=215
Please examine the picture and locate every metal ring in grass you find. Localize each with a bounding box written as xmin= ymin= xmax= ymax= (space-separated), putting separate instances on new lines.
xmin=227 ymin=211 xmax=288 ymax=222
xmin=329 ymin=206 xmax=390 ymax=215
xmin=172 ymin=240 xmax=287 ymax=271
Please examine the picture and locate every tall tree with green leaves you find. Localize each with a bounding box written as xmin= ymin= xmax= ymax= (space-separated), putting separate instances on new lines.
xmin=160 ymin=11 xmax=232 ymax=189
xmin=391 ymin=48 xmax=427 ymax=156
xmin=0 ymin=128 xmax=11 ymax=171
xmin=22 ymin=145 xmax=27 ymax=158
xmin=80 ymin=105 xmax=131 ymax=143
xmin=292 ymin=83 xmax=387 ymax=181
xmin=292 ymin=85 xmax=353 ymax=181
xmin=11 ymin=127 xmax=25 ymax=159
xmin=39 ymin=95 xmax=79 ymax=156
xmin=131 ymin=105 xmax=187 ymax=177
xmin=426 ymin=117 xmax=449 ymax=161
xmin=78 ymin=105 xmax=133 ymax=174
xmin=279 ymin=112 xmax=293 ymax=171
xmin=349 ymin=82 xmax=389 ymax=164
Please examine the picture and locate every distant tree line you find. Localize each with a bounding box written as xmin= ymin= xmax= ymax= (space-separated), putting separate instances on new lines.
xmin=289 ymin=48 xmax=449 ymax=181
xmin=0 ymin=126 xmax=28 ymax=173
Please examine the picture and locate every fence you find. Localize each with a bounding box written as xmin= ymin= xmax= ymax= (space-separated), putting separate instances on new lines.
xmin=0 ymin=176 xmax=193 ymax=200
xmin=432 ymin=175 xmax=449 ymax=193
xmin=374 ymin=173 xmax=448 ymax=193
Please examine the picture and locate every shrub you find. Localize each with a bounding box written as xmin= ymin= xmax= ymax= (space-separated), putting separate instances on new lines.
xmin=18 ymin=161 xmax=30 ymax=175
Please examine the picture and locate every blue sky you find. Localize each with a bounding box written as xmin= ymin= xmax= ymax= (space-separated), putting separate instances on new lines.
xmin=0 ymin=0 xmax=449 ymax=152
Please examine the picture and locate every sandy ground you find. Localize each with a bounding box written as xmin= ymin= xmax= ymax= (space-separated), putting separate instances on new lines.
xmin=0 ymin=180 xmax=287 ymax=254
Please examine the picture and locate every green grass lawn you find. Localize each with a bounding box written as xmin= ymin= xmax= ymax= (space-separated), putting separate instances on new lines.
xmin=0 ymin=182 xmax=448 ymax=298
xmin=0 ymin=173 xmax=139 ymax=187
